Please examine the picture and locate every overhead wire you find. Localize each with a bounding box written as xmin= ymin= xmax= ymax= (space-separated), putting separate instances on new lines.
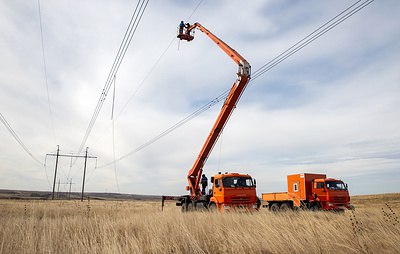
xmin=111 ymin=76 xmax=120 ymax=192
xmin=88 ymin=2 xmax=207 ymax=175
xmin=69 ymin=0 xmax=150 ymax=182
xmin=1 ymin=114 xmax=52 ymax=190
xmin=94 ymin=0 xmax=204 ymax=135
xmin=186 ymin=0 xmax=203 ymax=21
xmin=98 ymin=90 xmax=229 ymax=168
xmin=98 ymin=0 xmax=373 ymax=167
xmin=89 ymin=0 xmax=205 ymax=153
xmin=251 ymin=0 xmax=374 ymax=81
xmin=74 ymin=0 xmax=150 ymax=164
xmin=88 ymin=0 xmax=205 ymax=171
xmin=37 ymin=0 xmax=56 ymax=142
xmin=0 ymin=113 xmax=43 ymax=165
xmin=37 ymin=1 xmax=61 ymax=189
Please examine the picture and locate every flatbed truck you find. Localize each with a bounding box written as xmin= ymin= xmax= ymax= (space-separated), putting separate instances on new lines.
xmin=262 ymin=173 xmax=353 ymax=211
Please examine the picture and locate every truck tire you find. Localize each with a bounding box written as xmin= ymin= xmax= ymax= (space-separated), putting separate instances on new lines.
xmin=208 ymin=202 xmax=217 ymax=212
xmin=270 ymin=203 xmax=280 ymax=212
xmin=181 ymin=202 xmax=188 ymax=212
xmin=310 ymin=202 xmax=322 ymax=212
xmin=280 ymin=202 xmax=291 ymax=211
xmin=187 ymin=202 xmax=195 ymax=211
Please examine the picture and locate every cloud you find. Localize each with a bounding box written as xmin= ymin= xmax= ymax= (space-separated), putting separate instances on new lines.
xmin=0 ymin=1 xmax=399 ymax=196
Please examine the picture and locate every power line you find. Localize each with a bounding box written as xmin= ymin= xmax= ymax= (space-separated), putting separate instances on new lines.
xmin=107 ymin=0 xmax=204 ymax=123
xmin=0 ymin=112 xmax=51 ymax=189
xmin=0 ymin=113 xmax=43 ymax=165
xmin=98 ymin=0 xmax=373 ymax=167
xmin=111 ymin=76 xmax=120 ymax=193
xmin=251 ymin=0 xmax=374 ymax=80
xmin=186 ymin=0 xmax=203 ymax=21
xmin=98 ymin=90 xmax=229 ymax=168
xmin=74 ymin=0 xmax=150 ymax=162
xmin=37 ymin=0 xmax=56 ymax=142
xmin=89 ymin=0 xmax=205 ymax=152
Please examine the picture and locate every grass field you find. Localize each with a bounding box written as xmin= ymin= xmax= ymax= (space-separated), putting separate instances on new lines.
xmin=0 ymin=194 xmax=399 ymax=254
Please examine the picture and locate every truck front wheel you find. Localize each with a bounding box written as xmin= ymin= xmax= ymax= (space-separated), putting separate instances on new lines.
xmin=208 ymin=202 xmax=217 ymax=212
xmin=310 ymin=202 xmax=322 ymax=211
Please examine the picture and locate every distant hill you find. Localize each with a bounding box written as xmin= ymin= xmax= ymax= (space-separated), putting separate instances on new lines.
xmin=0 ymin=189 xmax=160 ymax=201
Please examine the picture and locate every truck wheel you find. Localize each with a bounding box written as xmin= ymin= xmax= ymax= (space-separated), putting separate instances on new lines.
xmin=181 ymin=202 xmax=188 ymax=212
xmin=208 ymin=203 xmax=217 ymax=212
xmin=187 ymin=202 xmax=195 ymax=212
xmin=270 ymin=203 xmax=280 ymax=212
xmin=280 ymin=203 xmax=291 ymax=211
xmin=310 ymin=202 xmax=322 ymax=212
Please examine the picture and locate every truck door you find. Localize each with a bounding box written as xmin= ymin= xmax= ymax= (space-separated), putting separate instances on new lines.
xmin=313 ymin=181 xmax=327 ymax=205
xmin=213 ymin=178 xmax=223 ymax=203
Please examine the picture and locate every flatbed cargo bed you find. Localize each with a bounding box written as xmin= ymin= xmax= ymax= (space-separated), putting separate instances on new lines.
xmin=262 ymin=192 xmax=290 ymax=202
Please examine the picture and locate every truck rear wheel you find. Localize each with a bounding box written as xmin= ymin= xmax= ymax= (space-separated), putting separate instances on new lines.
xmin=270 ymin=203 xmax=280 ymax=212
xmin=280 ymin=202 xmax=291 ymax=211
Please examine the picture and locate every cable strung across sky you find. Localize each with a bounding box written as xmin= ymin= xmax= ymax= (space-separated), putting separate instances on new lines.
xmin=98 ymin=0 xmax=374 ymax=168
xmin=251 ymin=0 xmax=374 ymax=81
xmin=37 ymin=0 xmax=56 ymax=143
xmin=75 ymin=0 xmax=150 ymax=162
xmin=0 ymin=113 xmax=43 ymax=165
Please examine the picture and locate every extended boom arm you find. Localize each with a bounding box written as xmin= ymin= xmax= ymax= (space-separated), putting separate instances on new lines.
xmin=178 ymin=22 xmax=251 ymax=200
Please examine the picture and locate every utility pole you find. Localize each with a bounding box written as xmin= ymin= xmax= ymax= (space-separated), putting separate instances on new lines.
xmin=51 ymin=145 xmax=60 ymax=200
xmin=81 ymin=147 xmax=88 ymax=202
xmin=46 ymin=146 xmax=96 ymax=201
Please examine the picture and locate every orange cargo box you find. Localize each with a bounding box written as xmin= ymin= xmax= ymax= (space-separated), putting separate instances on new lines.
xmin=286 ymin=173 xmax=326 ymax=206
xmin=262 ymin=173 xmax=327 ymax=206
xmin=262 ymin=192 xmax=289 ymax=201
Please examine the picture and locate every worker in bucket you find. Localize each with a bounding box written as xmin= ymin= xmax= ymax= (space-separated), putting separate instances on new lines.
xmin=178 ymin=21 xmax=185 ymax=35
xmin=201 ymin=174 xmax=208 ymax=195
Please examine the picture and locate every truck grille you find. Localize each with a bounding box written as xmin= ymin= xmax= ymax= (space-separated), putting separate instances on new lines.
xmin=231 ymin=197 xmax=251 ymax=203
xmin=333 ymin=197 xmax=347 ymax=203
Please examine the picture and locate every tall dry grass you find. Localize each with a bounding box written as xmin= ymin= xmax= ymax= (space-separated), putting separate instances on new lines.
xmin=0 ymin=195 xmax=399 ymax=254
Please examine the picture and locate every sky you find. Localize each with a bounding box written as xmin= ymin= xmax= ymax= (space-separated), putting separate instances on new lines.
xmin=0 ymin=0 xmax=399 ymax=196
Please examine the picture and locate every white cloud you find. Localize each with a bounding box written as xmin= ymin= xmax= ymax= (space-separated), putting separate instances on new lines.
xmin=0 ymin=0 xmax=399 ymax=196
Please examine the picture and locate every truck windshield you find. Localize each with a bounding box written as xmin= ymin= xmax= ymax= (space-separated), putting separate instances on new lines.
xmin=222 ymin=177 xmax=253 ymax=188
xmin=326 ymin=181 xmax=346 ymax=190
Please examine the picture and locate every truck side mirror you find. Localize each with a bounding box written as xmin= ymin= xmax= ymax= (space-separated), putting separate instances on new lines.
xmin=253 ymin=179 xmax=256 ymax=186
xmin=210 ymin=176 xmax=214 ymax=184
xmin=345 ymin=183 xmax=348 ymax=190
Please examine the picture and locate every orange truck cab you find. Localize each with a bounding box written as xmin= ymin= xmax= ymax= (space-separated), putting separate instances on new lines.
xmin=262 ymin=173 xmax=353 ymax=211
xmin=209 ymin=172 xmax=259 ymax=211
xmin=177 ymin=172 xmax=260 ymax=212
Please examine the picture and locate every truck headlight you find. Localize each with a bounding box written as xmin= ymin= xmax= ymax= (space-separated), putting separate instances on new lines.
xmin=328 ymin=203 xmax=334 ymax=207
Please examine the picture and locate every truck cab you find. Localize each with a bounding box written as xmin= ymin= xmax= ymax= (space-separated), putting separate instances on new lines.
xmin=209 ymin=172 xmax=259 ymax=211
xmin=177 ymin=172 xmax=259 ymax=212
xmin=311 ymin=178 xmax=351 ymax=210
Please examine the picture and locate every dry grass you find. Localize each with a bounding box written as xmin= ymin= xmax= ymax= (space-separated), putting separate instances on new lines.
xmin=0 ymin=194 xmax=399 ymax=254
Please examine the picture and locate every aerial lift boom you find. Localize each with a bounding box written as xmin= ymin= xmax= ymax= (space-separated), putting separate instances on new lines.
xmin=178 ymin=22 xmax=251 ymax=201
